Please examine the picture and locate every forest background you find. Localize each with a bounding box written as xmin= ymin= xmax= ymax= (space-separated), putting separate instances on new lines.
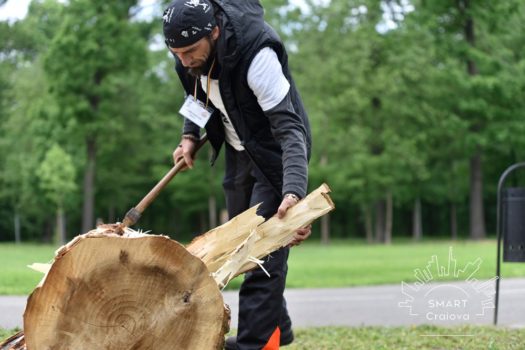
xmin=0 ymin=0 xmax=524 ymax=245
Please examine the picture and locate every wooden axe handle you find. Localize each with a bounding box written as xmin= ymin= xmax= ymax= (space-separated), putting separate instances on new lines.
xmin=121 ymin=134 xmax=208 ymax=228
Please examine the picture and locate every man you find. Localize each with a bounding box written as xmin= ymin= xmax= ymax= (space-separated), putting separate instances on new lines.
xmin=163 ymin=0 xmax=312 ymax=349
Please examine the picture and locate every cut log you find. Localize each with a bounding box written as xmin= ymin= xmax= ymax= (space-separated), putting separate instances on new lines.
xmin=23 ymin=225 xmax=229 ymax=350
xmin=1 ymin=184 xmax=335 ymax=349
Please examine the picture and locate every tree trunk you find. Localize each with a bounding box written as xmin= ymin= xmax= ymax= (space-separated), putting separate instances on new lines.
xmin=220 ymin=209 xmax=228 ymax=225
xmin=319 ymin=153 xmax=330 ymax=245
xmin=209 ymin=195 xmax=217 ymax=230
xmin=412 ymin=198 xmax=422 ymax=241
xmin=384 ymin=192 xmax=393 ymax=245
xmin=469 ymin=151 xmax=486 ymax=239
xmin=363 ymin=205 xmax=373 ymax=243
xmin=374 ymin=200 xmax=385 ymax=243
xmin=108 ymin=202 xmax=115 ymax=223
xmin=320 ymin=214 xmax=330 ymax=245
xmin=462 ymin=0 xmax=486 ymax=240
xmin=14 ymin=209 xmax=21 ymax=244
xmin=56 ymin=206 xmax=66 ymax=246
xmin=81 ymin=136 xmax=96 ymax=233
xmin=450 ymin=202 xmax=458 ymax=240
xmin=24 ymin=231 xmax=229 ymax=350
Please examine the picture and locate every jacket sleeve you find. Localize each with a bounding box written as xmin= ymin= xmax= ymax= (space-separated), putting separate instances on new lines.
xmin=264 ymin=92 xmax=309 ymax=199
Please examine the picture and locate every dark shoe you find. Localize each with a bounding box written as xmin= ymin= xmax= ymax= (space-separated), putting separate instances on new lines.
xmin=280 ymin=328 xmax=294 ymax=345
xmin=224 ymin=330 xmax=294 ymax=349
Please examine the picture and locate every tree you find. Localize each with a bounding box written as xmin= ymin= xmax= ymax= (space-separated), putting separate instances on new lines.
xmin=0 ymin=0 xmax=68 ymax=242
xmin=44 ymin=0 xmax=148 ymax=232
xmin=38 ymin=144 xmax=77 ymax=244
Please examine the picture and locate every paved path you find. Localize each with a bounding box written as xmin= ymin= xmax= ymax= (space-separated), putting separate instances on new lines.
xmin=2 ymin=278 xmax=524 ymax=329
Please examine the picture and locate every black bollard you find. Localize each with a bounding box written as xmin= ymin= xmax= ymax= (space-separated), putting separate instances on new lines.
xmin=494 ymin=162 xmax=525 ymax=325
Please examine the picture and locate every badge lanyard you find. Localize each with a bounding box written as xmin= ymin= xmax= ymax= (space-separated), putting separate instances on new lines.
xmin=193 ymin=58 xmax=216 ymax=110
xmin=179 ymin=58 xmax=216 ymax=128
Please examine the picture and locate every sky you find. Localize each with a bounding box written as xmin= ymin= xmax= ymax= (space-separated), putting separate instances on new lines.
xmin=0 ymin=0 xmax=32 ymax=21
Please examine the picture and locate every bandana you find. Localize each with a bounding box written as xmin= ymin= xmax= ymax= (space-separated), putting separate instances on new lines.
xmin=163 ymin=0 xmax=216 ymax=49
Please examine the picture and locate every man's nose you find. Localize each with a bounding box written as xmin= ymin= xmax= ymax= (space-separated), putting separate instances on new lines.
xmin=177 ymin=53 xmax=192 ymax=67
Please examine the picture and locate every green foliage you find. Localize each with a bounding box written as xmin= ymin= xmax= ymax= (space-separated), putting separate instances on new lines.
xmin=44 ymin=0 xmax=147 ymax=138
xmin=38 ymin=144 xmax=76 ymax=207
xmin=0 ymin=0 xmax=524 ymax=241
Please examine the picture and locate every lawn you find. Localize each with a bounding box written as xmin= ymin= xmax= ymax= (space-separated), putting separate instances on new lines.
xmin=285 ymin=325 xmax=525 ymax=350
xmin=228 ymin=239 xmax=525 ymax=290
xmin=1 ymin=239 xmax=524 ymax=295
xmin=3 ymin=326 xmax=522 ymax=349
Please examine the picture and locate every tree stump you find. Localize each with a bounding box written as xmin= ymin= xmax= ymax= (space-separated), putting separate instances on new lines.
xmin=23 ymin=227 xmax=229 ymax=350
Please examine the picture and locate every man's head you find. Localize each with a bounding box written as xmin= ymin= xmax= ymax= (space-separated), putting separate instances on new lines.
xmin=163 ymin=0 xmax=219 ymax=75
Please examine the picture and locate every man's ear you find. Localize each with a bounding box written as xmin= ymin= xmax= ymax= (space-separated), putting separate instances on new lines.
xmin=211 ymin=26 xmax=220 ymax=41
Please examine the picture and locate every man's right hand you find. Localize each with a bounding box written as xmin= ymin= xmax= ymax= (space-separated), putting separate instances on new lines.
xmin=173 ymin=138 xmax=197 ymax=169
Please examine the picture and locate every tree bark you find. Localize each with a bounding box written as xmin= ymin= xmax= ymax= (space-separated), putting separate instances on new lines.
xmin=450 ymin=202 xmax=458 ymax=240
xmin=209 ymin=195 xmax=217 ymax=230
xmin=320 ymin=214 xmax=330 ymax=245
xmin=469 ymin=151 xmax=486 ymax=239
xmin=374 ymin=200 xmax=385 ymax=243
xmin=319 ymin=153 xmax=330 ymax=244
xmin=56 ymin=206 xmax=66 ymax=246
xmin=385 ymin=192 xmax=393 ymax=245
xmin=14 ymin=209 xmax=21 ymax=244
xmin=108 ymin=202 xmax=115 ymax=223
xmin=461 ymin=0 xmax=486 ymax=239
xmin=412 ymin=198 xmax=422 ymax=241
xmin=81 ymin=136 xmax=96 ymax=233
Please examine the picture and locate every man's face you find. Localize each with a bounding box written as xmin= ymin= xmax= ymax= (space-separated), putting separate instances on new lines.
xmin=169 ymin=26 xmax=219 ymax=76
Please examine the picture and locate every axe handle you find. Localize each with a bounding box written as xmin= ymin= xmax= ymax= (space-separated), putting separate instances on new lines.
xmin=121 ymin=134 xmax=208 ymax=228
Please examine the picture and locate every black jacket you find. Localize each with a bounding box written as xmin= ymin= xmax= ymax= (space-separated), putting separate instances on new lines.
xmin=174 ymin=0 xmax=311 ymax=198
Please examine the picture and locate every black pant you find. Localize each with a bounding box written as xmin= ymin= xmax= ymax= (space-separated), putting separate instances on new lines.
xmin=223 ymin=144 xmax=292 ymax=350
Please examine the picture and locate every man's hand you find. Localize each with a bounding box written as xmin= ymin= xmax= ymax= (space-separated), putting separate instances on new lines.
xmin=277 ymin=194 xmax=312 ymax=247
xmin=289 ymin=225 xmax=312 ymax=247
xmin=173 ymin=138 xmax=196 ymax=169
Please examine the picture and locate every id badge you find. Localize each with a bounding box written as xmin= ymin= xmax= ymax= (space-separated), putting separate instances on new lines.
xmin=179 ymin=95 xmax=213 ymax=128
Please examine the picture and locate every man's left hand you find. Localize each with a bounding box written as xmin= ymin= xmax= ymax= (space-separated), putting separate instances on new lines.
xmin=276 ymin=194 xmax=312 ymax=247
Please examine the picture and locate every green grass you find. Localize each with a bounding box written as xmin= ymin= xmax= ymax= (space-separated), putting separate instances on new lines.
xmin=0 ymin=328 xmax=18 ymax=340
xmin=3 ymin=326 xmax=523 ymax=349
xmin=2 ymin=240 xmax=525 ymax=295
xmin=0 ymin=244 xmax=56 ymax=295
xmin=226 ymin=239 xmax=525 ymax=290
xmin=285 ymin=325 xmax=525 ymax=350
xmin=285 ymin=239 xmax=525 ymax=288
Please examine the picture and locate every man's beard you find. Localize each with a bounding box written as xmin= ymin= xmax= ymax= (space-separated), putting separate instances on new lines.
xmin=188 ymin=37 xmax=216 ymax=78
